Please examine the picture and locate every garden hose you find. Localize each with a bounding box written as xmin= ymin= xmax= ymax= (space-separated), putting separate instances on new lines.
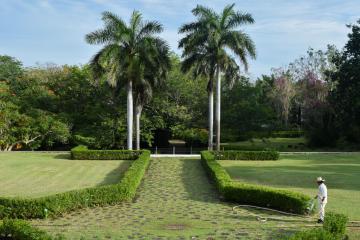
xmin=233 ymin=205 xmax=360 ymax=228
xmin=232 ymin=205 xmax=316 ymax=222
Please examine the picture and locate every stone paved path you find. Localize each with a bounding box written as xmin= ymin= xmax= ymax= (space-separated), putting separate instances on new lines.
xmin=33 ymin=158 xmax=301 ymax=239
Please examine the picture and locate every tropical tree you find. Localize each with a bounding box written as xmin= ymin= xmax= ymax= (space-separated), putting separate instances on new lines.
xmin=179 ymin=3 xmax=256 ymax=150
xmin=179 ymin=43 xmax=216 ymax=150
xmin=133 ymin=40 xmax=170 ymax=150
xmin=86 ymin=11 xmax=168 ymax=149
xmin=269 ymin=68 xmax=296 ymax=127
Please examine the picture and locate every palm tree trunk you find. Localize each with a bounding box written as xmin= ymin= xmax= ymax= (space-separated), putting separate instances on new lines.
xmin=127 ymin=80 xmax=134 ymax=150
xmin=215 ymin=66 xmax=221 ymax=151
xmin=135 ymin=104 xmax=142 ymax=150
xmin=208 ymin=85 xmax=214 ymax=150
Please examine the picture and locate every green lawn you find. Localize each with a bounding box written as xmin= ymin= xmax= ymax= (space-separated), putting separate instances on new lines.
xmin=0 ymin=152 xmax=131 ymax=198
xmin=32 ymin=158 xmax=316 ymax=239
xmin=223 ymin=137 xmax=307 ymax=151
xmin=219 ymin=153 xmax=360 ymax=220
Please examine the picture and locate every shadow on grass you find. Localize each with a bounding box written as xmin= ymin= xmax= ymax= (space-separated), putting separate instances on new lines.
xmin=98 ymin=160 xmax=132 ymax=186
xmin=53 ymin=153 xmax=71 ymax=160
xmin=180 ymin=158 xmax=221 ymax=203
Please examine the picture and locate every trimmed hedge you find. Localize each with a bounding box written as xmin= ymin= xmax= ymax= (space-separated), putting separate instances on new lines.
xmin=272 ymin=130 xmax=304 ymax=138
xmin=71 ymin=145 xmax=142 ymax=160
xmin=201 ymin=151 xmax=310 ymax=214
xmin=214 ymin=150 xmax=279 ymax=160
xmin=0 ymin=219 xmax=63 ymax=240
xmin=222 ymin=144 xmax=267 ymax=151
xmin=0 ymin=150 xmax=150 ymax=219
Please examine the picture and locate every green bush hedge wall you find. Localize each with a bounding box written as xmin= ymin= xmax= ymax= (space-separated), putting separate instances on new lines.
xmin=0 ymin=150 xmax=150 ymax=219
xmin=272 ymin=130 xmax=304 ymax=138
xmin=214 ymin=150 xmax=280 ymax=160
xmin=71 ymin=145 xmax=142 ymax=160
xmin=201 ymin=151 xmax=310 ymax=214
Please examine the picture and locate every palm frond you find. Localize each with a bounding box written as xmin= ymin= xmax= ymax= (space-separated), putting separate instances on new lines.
xmin=138 ymin=21 xmax=163 ymax=39
xmin=85 ymin=27 xmax=116 ymax=45
xmin=192 ymin=4 xmax=218 ymax=20
xmin=102 ymin=11 xmax=127 ymax=31
xmin=220 ymin=3 xmax=235 ymax=27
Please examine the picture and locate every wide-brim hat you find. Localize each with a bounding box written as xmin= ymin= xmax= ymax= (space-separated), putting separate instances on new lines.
xmin=316 ymin=177 xmax=325 ymax=182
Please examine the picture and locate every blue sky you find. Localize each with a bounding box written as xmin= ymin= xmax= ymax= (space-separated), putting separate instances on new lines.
xmin=0 ymin=0 xmax=359 ymax=79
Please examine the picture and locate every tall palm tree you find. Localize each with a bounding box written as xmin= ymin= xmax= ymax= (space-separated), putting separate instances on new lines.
xmin=179 ymin=43 xmax=216 ymax=150
xmin=179 ymin=4 xmax=256 ymax=150
xmin=133 ymin=40 xmax=171 ymax=150
xmin=86 ymin=11 xmax=168 ymax=149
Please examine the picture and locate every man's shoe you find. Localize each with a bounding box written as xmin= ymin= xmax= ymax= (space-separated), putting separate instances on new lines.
xmin=317 ymin=219 xmax=324 ymax=224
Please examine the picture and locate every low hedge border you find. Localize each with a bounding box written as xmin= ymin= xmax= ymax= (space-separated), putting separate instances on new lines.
xmin=214 ymin=150 xmax=280 ymax=160
xmin=272 ymin=130 xmax=304 ymax=138
xmin=0 ymin=150 xmax=150 ymax=219
xmin=71 ymin=145 xmax=142 ymax=160
xmin=201 ymin=151 xmax=310 ymax=214
xmin=0 ymin=219 xmax=64 ymax=240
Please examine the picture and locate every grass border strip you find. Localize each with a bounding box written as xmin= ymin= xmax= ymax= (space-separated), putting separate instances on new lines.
xmin=201 ymin=151 xmax=310 ymax=214
xmin=0 ymin=150 xmax=150 ymax=219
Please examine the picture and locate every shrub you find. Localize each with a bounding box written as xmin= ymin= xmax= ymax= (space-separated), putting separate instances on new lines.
xmin=0 ymin=151 xmax=150 ymax=219
xmin=323 ymin=212 xmax=348 ymax=237
xmin=0 ymin=219 xmax=63 ymax=239
xmin=201 ymin=151 xmax=310 ymax=214
xmin=287 ymin=228 xmax=336 ymax=240
xmin=286 ymin=212 xmax=349 ymax=240
xmin=214 ymin=150 xmax=279 ymax=160
xmin=71 ymin=145 xmax=142 ymax=160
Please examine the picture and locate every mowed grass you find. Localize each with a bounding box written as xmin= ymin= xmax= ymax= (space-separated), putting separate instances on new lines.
xmin=0 ymin=152 xmax=131 ymax=198
xmin=219 ymin=153 xmax=360 ymax=220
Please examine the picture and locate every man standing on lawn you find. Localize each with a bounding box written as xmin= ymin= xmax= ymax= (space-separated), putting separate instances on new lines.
xmin=315 ymin=177 xmax=328 ymax=223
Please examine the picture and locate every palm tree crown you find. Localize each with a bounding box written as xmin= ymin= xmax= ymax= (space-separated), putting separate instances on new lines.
xmin=86 ymin=11 xmax=170 ymax=149
xmin=179 ymin=3 xmax=256 ymax=150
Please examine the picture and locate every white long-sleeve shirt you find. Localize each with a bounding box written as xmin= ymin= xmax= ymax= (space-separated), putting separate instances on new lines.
xmin=318 ymin=183 xmax=328 ymax=203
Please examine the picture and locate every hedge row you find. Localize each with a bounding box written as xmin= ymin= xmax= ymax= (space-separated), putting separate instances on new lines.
xmin=201 ymin=151 xmax=310 ymax=214
xmin=71 ymin=145 xmax=142 ymax=160
xmin=0 ymin=150 xmax=150 ymax=219
xmin=272 ymin=130 xmax=304 ymax=138
xmin=214 ymin=150 xmax=279 ymax=160
xmin=0 ymin=219 xmax=63 ymax=240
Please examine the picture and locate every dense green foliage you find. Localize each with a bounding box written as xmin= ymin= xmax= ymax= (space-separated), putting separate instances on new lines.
xmin=71 ymin=145 xmax=141 ymax=160
xmin=0 ymin=151 xmax=150 ymax=219
xmin=287 ymin=212 xmax=348 ymax=240
xmin=1 ymin=15 xmax=359 ymax=150
xmin=214 ymin=150 xmax=279 ymax=160
xmin=326 ymin=20 xmax=360 ymax=147
xmin=323 ymin=212 xmax=349 ymax=237
xmin=0 ymin=219 xmax=62 ymax=240
xmin=201 ymin=151 xmax=310 ymax=213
